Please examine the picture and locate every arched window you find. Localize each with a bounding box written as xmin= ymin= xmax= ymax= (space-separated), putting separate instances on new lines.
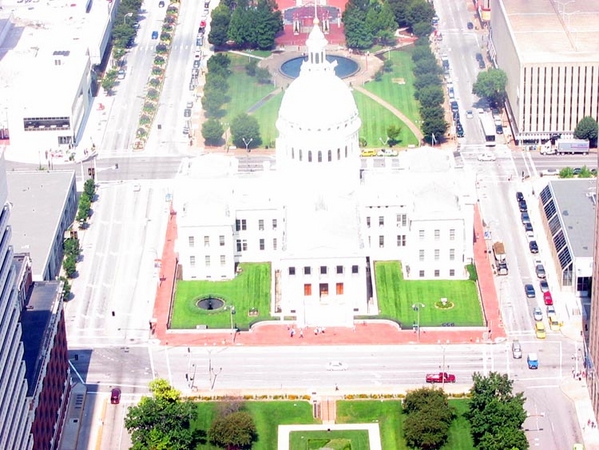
xmin=327 ymin=150 xmax=332 ymax=162
xmin=318 ymin=151 xmax=322 ymax=162
xmin=345 ymin=146 xmax=348 ymax=157
xmin=337 ymin=148 xmax=341 ymax=160
xmin=308 ymin=151 xmax=312 ymax=162
xmin=299 ymin=149 xmax=303 ymax=161
xmin=291 ymin=148 xmax=295 ymax=159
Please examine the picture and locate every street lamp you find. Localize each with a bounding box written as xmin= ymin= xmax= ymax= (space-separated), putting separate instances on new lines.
xmin=229 ymin=305 xmax=236 ymax=343
xmin=242 ymin=137 xmax=253 ymax=171
xmin=379 ymin=137 xmax=389 ymax=147
xmin=123 ymin=12 xmax=133 ymax=25
xmin=440 ymin=346 xmax=448 ymax=390
xmin=412 ymin=303 xmax=425 ymax=342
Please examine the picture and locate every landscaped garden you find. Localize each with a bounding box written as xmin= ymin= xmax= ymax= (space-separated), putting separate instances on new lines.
xmin=374 ymin=261 xmax=484 ymax=327
xmin=170 ymin=263 xmax=272 ymax=330
xmin=289 ymin=429 xmax=370 ymax=449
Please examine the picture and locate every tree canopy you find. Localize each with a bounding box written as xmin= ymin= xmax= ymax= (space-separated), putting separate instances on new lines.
xmin=230 ymin=114 xmax=262 ymax=149
xmin=403 ymin=387 xmax=455 ymax=450
xmin=208 ymin=411 xmax=257 ymax=449
xmin=342 ymin=0 xmax=398 ymax=49
xmin=472 ymin=68 xmax=508 ymax=106
xmin=574 ymin=116 xmax=598 ymax=146
xmin=202 ymin=119 xmax=225 ymax=146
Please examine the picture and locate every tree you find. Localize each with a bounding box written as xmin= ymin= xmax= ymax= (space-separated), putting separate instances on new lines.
xmin=208 ymin=411 xmax=257 ymax=449
xmin=411 ymin=45 xmax=434 ymax=62
xmin=202 ymin=89 xmax=228 ymax=117
xmin=207 ymin=53 xmax=231 ymax=76
xmin=472 ymin=68 xmax=508 ymax=106
xmin=254 ymin=0 xmax=283 ymax=50
xmin=84 ymin=179 xmax=96 ymax=199
xmin=412 ymin=21 xmax=433 ymax=39
xmin=422 ymin=110 xmax=448 ymax=143
xmin=255 ymin=67 xmax=272 ymax=84
xmin=579 ymin=166 xmax=593 ymax=178
xmin=208 ymin=4 xmax=231 ymax=47
xmin=205 ymin=73 xmax=230 ymax=93
xmin=342 ymin=0 xmax=373 ymax=49
xmin=574 ymin=116 xmax=598 ymax=146
xmin=230 ymin=114 xmax=262 ymax=148
xmin=407 ymin=0 xmax=435 ymax=26
xmin=477 ymin=425 xmax=529 ymax=450
xmin=416 ymin=85 xmax=444 ymax=107
xmin=414 ymin=73 xmax=442 ymax=91
xmin=63 ymin=254 xmax=77 ymax=278
xmin=202 ymin=119 xmax=225 ymax=146
xmin=63 ymin=238 xmax=81 ymax=259
xmin=77 ymin=195 xmax=91 ymax=223
xmin=387 ymin=124 xmax=402 ymax=146
xmin=413 ymin=58 xmax=442 ymax=77
xmin=559 ymin=167 xmax=575 ymax=178
xmin=246 ymin=59 xmax=258 ymax=77
xmin=383 ymin=58 xmax=394 ymax=73
xmin=403 ymin=388 xmax=455 ymax=450
xmin=125 ymin=379 xmax=198 ymax=450
xmin=101 ymin=70 xmax=118 ymax=95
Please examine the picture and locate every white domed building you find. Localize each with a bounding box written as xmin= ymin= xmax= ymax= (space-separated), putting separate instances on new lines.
xmin=173 ymin=21 xmax=476 ymax=327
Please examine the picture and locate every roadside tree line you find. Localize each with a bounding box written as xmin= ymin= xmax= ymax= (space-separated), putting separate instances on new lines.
xmin=208 ymin=0 xmax=283 ymax=50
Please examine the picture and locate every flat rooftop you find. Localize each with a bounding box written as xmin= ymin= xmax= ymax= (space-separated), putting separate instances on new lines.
xmin=21 ymin=280 xmax=61 ymax=397
xmin=7 ymin=170 xmax=75 ymax=280
xmin=497 ymin=0 xmax=599 ymax=64
xmin=548 ymin=179 xmax=596 ymax=258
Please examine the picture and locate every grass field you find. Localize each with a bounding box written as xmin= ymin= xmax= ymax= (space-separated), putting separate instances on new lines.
xmin=353 ymin=90 xmax=419 ymax=149
xmin=250 ymin=91 xmax=283 ymax=148
xmin=170 ymin=263 xmax=272 ymax=330
xmin=193 ymin=401 xmax=318 ymax=450
xmin=363 ymin=49 xmax=421 ymax=125
xmin=289 ymin=430 xmax=370 ymax=449
xmin=374 ymin=261 xmax=484 ymax=326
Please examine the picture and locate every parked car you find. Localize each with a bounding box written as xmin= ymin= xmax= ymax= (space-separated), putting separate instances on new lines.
xmin=524 ymin=284 xmax=536 ymax=298
xmin=516 ymin=191 xmax=524 ymax=202
xmin=546 ymin=305 xmax=556 ymax=316
xmin=117 ymin=69 xmax=126 ymax=80
xmin=512 ymin=340 xmax=522 ymax=359
xmin=535 ymin=322 xmax=546 ymax=339
xmin=524 ymin=222 xmax=534 ymax=232
xmin=529 ymin=240 xmax=539 ymax=253
xmin=193 ymin=59 xmax=201 ymax=68
xmin=539 ymin=280 xmax=549 ymax=292
xmin=496 ymin=124 xmax=504 ymax=134
xmin=519 ymin=199 xmax=528 ymax=212
xmin=378 ymin=148 xmax=398 ymax=157
xmin=327 ymin=361 xmax=347 ymax=371
xmin=467 ymin=21 xmax=474 ymax=29
xmin=158 ymin=0 xmax=164 ymax=6
xmin=527 ymin=353 xmax=539 ymax=369
xmin=360 ymin=150 xmax=377 ymax=157
xmin=111 ymin=388 xmax=121 ymax=404
xmin=184 ymin=108 xmax=192 ymax=118
xmin=477 ymin=152 xmax=496 ymax=161
xmin=521 ymin=212 xmax=531 ymax=224
xmin=543 ymin=291 xmax=554 ymax=305
xmin=535 ymin=264 xmax=546 ymax=279
xmin=533 ymin=307 xmax=543 ymax=321
xmin=466 ymin=110 xmax=473 ymax=119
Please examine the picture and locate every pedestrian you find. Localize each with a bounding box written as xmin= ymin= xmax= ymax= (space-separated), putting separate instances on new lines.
xmin=321 ymin=328 xmax=326 ymax=334
xmin=290 ymin=329 xmax=295 ymax=338
xmin=588 ymin=419 xmax=591 ymax=427
xmin=335 ymin=384 xmax=339 ymax=391
xmin=314 ymin=328 xmax=319 ymax=335
xmin=299 ymin=329 xmax=303 ymax=338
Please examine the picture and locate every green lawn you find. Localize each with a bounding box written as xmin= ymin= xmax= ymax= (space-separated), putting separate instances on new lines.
xmin=170 ymin=263 xmax=272 ymax=330
xmin=363 ymin=49 xmax=421 ymax=125
xmin=353 ymin=90 xmax=419 ymax=149
xmin=290 ymin=430 xmax=370 ymax=449
xmin=250 ymin=91 xmax=283 ymax=148
xmin=374 ymin=261 xmax=484 ymax=327
xmin=337 ymin=400 xmax=405 ymax=449
xmin=193 ymin=401 xmax=318 ymax=450
xmin=224 ymin=53 xmax=277 ymax=124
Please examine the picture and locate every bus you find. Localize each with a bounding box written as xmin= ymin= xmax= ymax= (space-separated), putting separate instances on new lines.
xmin=479 ymin=114 xmax=496 ymax=145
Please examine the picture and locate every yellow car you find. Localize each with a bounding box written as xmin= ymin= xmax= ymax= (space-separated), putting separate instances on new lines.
xmin=535 ymin=322 xmax=546 ymax=339
xmin=360 ymin=150 xmax=378 ymax=157
xmin=548 ymin=314 xmax=561 ymax=331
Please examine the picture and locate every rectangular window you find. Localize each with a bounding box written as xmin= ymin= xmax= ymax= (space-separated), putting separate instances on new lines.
xmin=419 ymin=270 xmax=425 ymax=278
xmin=289 ymin=267 xmax=296 ymax=275
xmin=242 ymin=240 xmax=247 ymax=251
xmin=449 ymin=228 xmax=456 ymax=240
xmin=205 ymin=255 xmax=210 ymax=267
xmin=259 ymin=239 xmax=265 ymax=250
xmin=366 ymin=216 xmax=371 ymax=228
xmin=319 ymin=283 xmax=329 ymax=296
xmin=304 ymin=266 xmax=311 ymax=275
xmin=236 ymin=240 xmax=242 ymax=252
xmin=352 ymin=265 xmax=359 ymax=274
xmin=434 ymin=229 xmax=440 ymax=240
xmin=419 ymin=250 xmax=425 ymax=261
xmin=220 ymin=255 xmax=226 ymax=266
xmin=379 ymin=235 xmax=384 ymax=248
xmin=449 ymin=249 xmax=455 ymax=261
xmin=320 ymin=266 xmax=327 ymax=275
xmin=379 ymin=216 xmax=384 ymax=226
xmin=235 ymin=219 xmax=241 ymax=231
xmin=219 ymin=235 xmax=225 ymax=246
xmin=434 ymin=269 xmax=440 ymax=277
xmin=336 ymin=265 xmax=344 ymax=274
xmin=258 ymin=219 xmax=264 ymax=231
xmin=272 ymin=218 xmax=278 ymax=229
xmin=419 ymin=229 xmax=425 ymax=240
xmin=449 ymin=269 xmax=455 ymax=276
xmin=204 ymin=236 xmax=210 ymax=247
xmin=190 ymin=255 xmax=196 ymax=267
xmin=434 ymin=249 xmax=440 ymax=261
xmin=304 ymin=284 xmax=312 ymax=296
xmin=336 ymin=283 xmax=344 ymax=295
xmin=273 ymin=238 xmax=277 ymax=250
xmin=396 ymin=214 xmax=407 ymax=227
xmin=397 ymin=235 xmax=406 ymax=247
xmin=188 ymin=236 xmax=195 ymax=247
xmin=241 ymin=219 xmax=247 ymax=230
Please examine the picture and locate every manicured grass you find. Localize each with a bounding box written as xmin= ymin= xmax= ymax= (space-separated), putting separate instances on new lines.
xmin=170 ymin=263 xmax=272 ymax=330
xmin=444 ymin=400 xmax=475 ymax=450
xmin=193 ymin=401 xmax=318 ymax=450
xmin=250 ymin=90 xmax=283 ymax=148
xmin=337 ymin=400 xmax=405 ymax=449
xmin=224 ymin=53 xmax=276 ymax=123
xmin=353 ymin=90 xmax=419 ymax=149
xmin=363 ymin=49 xmax=421 ymax=125
xmin=374 ymin=261 xmax=484 ymax=327
xmin=290 ymin=430 xmax=370 ymax=449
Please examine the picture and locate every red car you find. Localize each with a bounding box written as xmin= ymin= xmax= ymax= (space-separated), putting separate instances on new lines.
xmin=543 ymin=291 xmax=553 ymax=306
xmin=426 ymin=372 xmax=456 ymax=383
xmin=111 ymin=388 xmax=121 ymax=404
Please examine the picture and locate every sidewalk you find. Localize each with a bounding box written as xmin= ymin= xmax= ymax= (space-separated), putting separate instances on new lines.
xmin=151 ymin=204 xmax=505 ymax=348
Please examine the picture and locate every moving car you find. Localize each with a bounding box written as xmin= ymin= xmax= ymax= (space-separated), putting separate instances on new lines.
xmin=426 ymin=372 xmax=456 ymax=383
xmin=524 ymin=284 xmax=536 ymax=298
xmin=467 ymin=21 xmax=474 ymax=29
xmin=529 ymin=240 xmax=539 ymax=253
xmin=533 ymin=307 xmax=543 ymax=321
xmin=512 ymin=340 xmax=522 ymax=359
xmin=466 ymin=110 xmax=473 ymax=119
xmin=327 ymin=361 xmax=347 ymax=371
xmin=117 ymin=69 xmax=126 ymax=80
xmin=543 ymin=291 xmax=553 ymax=305
xmin=360 ymin=150 xmax=377 ymax=157
xmin=539 ymin=280 xmax=549 ymax=292
xmin=378 ymin=148 xmax=398 ymax=157
xmin=535 ymin=264 xmax=546 ymax=279
xmin=535 ymin=322 xmax=546 ymax=339
xmin=151 ymin=30 xmax=159 ymax=39
xmin=527 ymin=353 xmax=539 ymax=369
xmin=546 ymin=305 xmax=556 ymax=316
xmin=477 ymin=152 xmax=496 ymax=161
xmin=158 ymin=0 xmax=165 ymax=6
xmin=111 ymin=388 xmax=121 ymax=404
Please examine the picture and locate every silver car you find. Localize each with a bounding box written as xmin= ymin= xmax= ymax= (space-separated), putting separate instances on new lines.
xmin=533 ymin=307 xmax=543 ymax=321
xmin=512 ymin=340 xmax=522 ymax=359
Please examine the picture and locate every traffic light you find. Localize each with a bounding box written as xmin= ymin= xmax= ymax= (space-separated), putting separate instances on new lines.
xmin=87 ymin=168 xmax=92 ymax=176
xmin=89 ymin=168 xmax=95 ymax=179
